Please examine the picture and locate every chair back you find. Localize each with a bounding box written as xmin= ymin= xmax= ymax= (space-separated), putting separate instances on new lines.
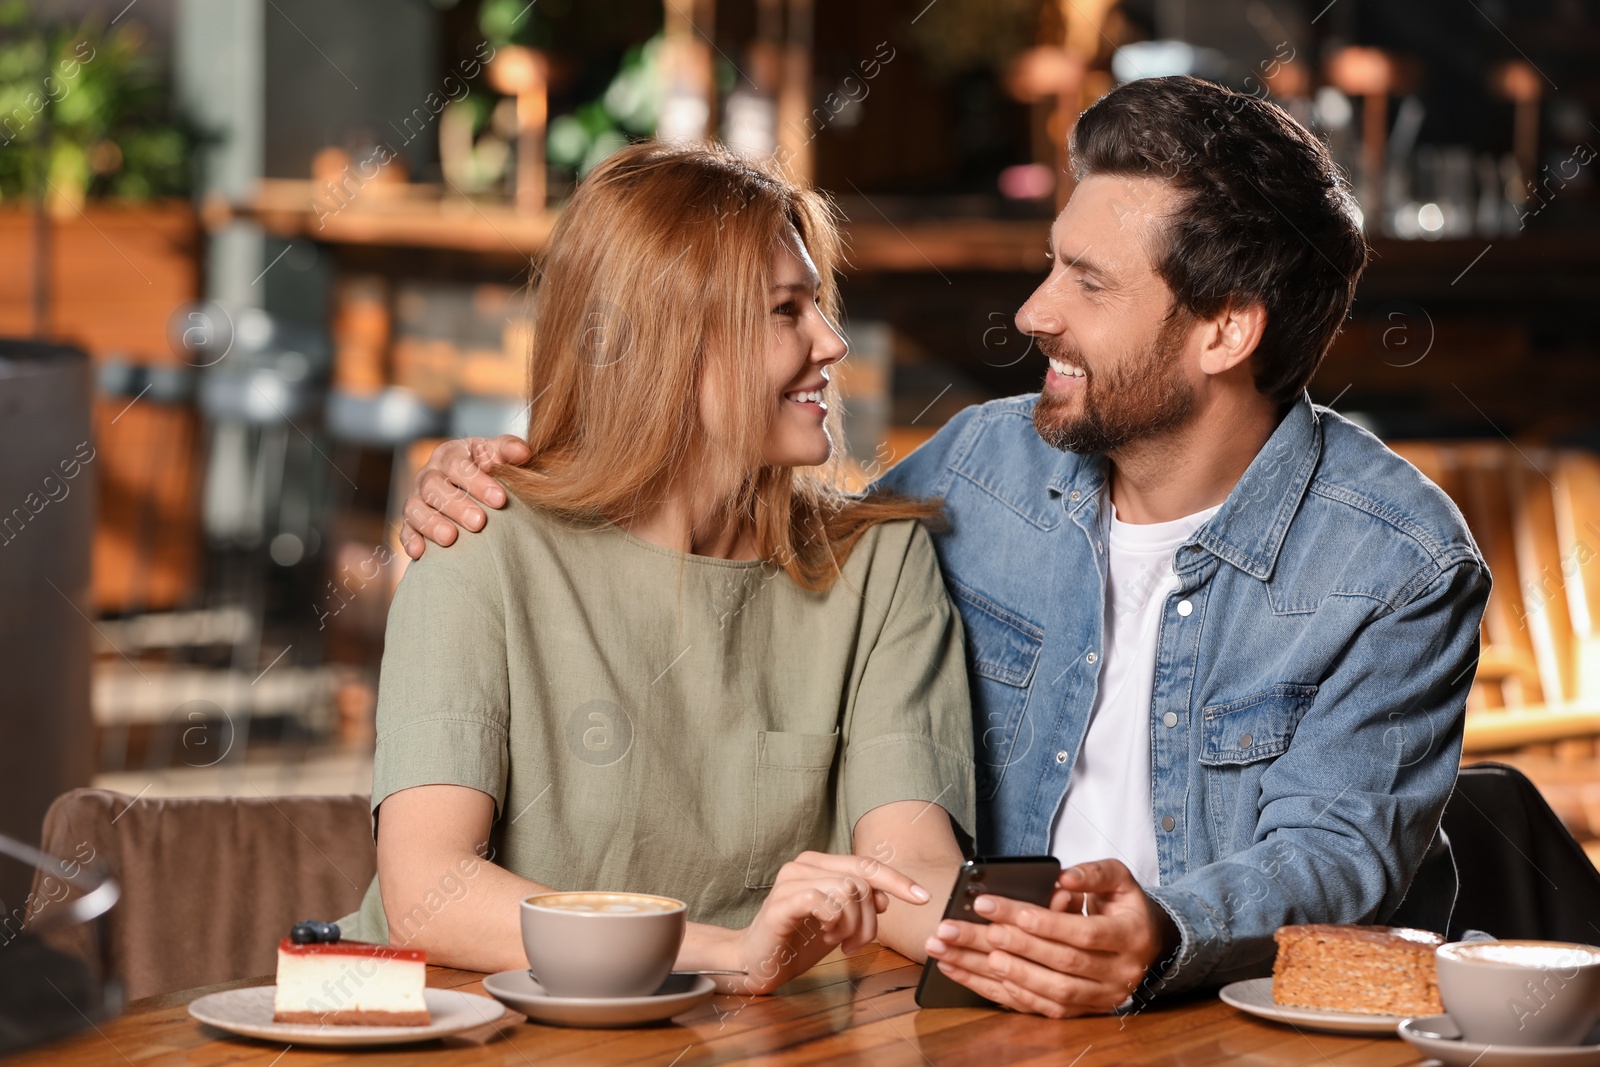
xmin=30 ymin=789 xmax=375 ymax=1001
xmin=1442 ymin=763 xmax=1600 ymax=943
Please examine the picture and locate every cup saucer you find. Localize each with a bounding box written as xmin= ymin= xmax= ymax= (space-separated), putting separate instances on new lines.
xmin=481 ymin=970 xmax=716 ymax=1029
xmin=1398 ymin=1015 xmax=1600 ymax=1066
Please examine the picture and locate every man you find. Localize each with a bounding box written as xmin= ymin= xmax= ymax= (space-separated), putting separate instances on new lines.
xmin=395 ymin=75 xmax=1488 ymax=1016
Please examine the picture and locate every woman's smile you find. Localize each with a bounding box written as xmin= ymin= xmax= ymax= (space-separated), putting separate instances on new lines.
xmin=782 ymin=376 xmax=830 ymax=416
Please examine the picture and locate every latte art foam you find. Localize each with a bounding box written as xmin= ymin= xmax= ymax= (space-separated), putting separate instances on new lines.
xmin=1449 ymin=942 xmax=1600 ymax=969
xmin=529 ymin=892 xmax=681 ymax=915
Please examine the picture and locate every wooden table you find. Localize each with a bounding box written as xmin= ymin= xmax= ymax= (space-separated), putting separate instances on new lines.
xmin=13 ymin=945 xmax=1432 ymax=1065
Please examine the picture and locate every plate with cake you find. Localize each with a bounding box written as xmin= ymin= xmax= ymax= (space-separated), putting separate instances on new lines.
xmin=1219 ymin=923 xmax=1445 ymax=1035
xmin=188 ymin=920 xmax=505 ymax=1047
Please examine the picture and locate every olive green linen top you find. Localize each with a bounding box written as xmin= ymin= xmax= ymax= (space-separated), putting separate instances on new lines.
xmin=341 ymin=492 xmax=975 ymax=942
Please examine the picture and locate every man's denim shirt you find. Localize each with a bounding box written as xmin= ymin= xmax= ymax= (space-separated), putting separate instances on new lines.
xmin=877 ymin=393 xmax=1490 ymax=996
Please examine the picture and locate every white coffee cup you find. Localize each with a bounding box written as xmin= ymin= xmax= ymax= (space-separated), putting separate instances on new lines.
xmin=520 ymin=891 xmax=686 ymax=998
xmin=1435 ymin=939 xmax=1600 ymax=1046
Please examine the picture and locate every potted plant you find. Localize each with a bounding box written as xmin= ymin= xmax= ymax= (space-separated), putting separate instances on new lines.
xmin=0 ymin=0 xmax=199 ymax=353
xmin=0 ymin=1 xmax=204 ymax=615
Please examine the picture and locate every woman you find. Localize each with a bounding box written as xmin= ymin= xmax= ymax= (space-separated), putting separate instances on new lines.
xmin=340 ymin=142 xmax=975 ymax=993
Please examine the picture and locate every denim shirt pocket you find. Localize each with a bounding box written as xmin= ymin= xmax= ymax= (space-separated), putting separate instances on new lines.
xmin=948 ymin=580 xmax=1044 ymax=800
xmin=1197 ymin=684 xmax=1318 ymax=848
xmin=1199 ymin=684 xmax=1319 ymax=765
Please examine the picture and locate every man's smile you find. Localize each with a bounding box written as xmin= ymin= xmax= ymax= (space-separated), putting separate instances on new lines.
xmin=1045 ymin=356 xmax=1087 ymax=392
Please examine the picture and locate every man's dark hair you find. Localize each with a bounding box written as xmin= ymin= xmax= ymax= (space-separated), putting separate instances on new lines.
xmin=1070 ymin=75 xmax=1368 ymax=405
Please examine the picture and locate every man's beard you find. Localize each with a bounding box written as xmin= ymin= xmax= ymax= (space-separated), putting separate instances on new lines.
xmin=1032 ymin=314 xmax=1196 ymax=455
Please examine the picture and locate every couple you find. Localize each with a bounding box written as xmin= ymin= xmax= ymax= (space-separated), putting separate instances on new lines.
xmin=345 ymin=75 xmax=1489 ymax=1017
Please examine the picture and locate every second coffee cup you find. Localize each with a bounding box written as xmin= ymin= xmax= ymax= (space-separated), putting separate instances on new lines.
xmin=1435 ymin=939 xmax=1600 ymax=1047
xmin=521 ymin=891 xmax=687 ymax=998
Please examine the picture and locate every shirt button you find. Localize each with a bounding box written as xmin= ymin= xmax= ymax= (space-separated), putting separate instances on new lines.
xmin=1069 ymin=490 xmax=1081 ymax=502
xmin=1161 ymin=815 xmax=1176 ymax=832
xmin=1162 ymin=712 xmax=1178 ymax=728
xmin=1055 ymin=750 xmax=1069 ymax=764
xmin=1238 ymin=733 xmax=1254 ymax=749
xmin=1085 ymin=651 xmax=1098 ymax=664
xmin=1177 ymin=599 xmax=1193 ymax=617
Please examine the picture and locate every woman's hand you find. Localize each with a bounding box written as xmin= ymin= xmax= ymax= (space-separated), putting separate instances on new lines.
xmin=400 ymin=434 xmax=531 ymax=559
xmin=719 ymin=851 xmax=932 ymax=995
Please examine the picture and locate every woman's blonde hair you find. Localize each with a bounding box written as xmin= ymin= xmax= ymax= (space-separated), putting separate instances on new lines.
xmin=499 ymin=140 xmax=937 ymax=591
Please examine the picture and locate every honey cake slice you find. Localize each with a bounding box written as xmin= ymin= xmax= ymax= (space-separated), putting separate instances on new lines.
xmin=1272 ymin=924 xmax=1443 ymax=1016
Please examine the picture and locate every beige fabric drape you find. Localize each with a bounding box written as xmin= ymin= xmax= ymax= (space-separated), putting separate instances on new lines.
xmin=28 ymin=789 xmax=375 ymax=1001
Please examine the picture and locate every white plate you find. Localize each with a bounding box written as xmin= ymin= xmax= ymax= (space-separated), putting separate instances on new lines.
xmin=1399 ymin=1015 xmax=1600 ymax=1066
xmin=1218 ymin=977 xmax=1405 ymax=1035
xmin=482 ymin=969 xmax=716 ymax=1028
xmin=189 ymin=985 xmax=506 ymax=1047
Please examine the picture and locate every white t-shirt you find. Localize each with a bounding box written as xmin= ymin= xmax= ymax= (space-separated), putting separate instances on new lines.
xmin=1050 ymin=503 xmax=1220 ymax=887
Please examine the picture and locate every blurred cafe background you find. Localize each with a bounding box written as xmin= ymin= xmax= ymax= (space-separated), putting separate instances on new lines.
xmin=3 ymin=0 xmax=1600 ymax=945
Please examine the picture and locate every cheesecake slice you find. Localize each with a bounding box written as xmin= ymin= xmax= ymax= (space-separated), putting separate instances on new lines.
xmin=273 ymin=932 xmax=429 ymax=1026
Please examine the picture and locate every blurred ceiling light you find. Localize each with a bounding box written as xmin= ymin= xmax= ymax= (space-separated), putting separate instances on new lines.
xmin=1325 ymin=47 xmax=1421 ymax=98
xmin=1313 ymin=86 xmax=1354 ymax=130
xmin=1490 ymin=60 xmax=1542 ymax=193
xmin=1491 ymin=60 xmax=1542 ymax=104
xmin=1417 ymin=202 xmax=1445 ymax=234
xmin=487 ymin=45 xmax=546 ymax=96
xmin=724 ymin=91 xmax=777 ymax=157
xmin=269 ymin=533 xmax=305 ymax=568
xmin=487 ymin=45 xmax=551 ymax=212
xmin=237 ymin=308 xmax=275 ymax=351
xmin=999 ymin=163 xmax=1055 ymax=200
xmin=1006 ymin=46 xmax=1085 ymax=102
xmin=1011 ymin=46 xmax=1088 ymax=101
xmin=1264 ymin=58 xmax=1310 ymax=99
xmin=1110 ymin=41 xmax=1228 ymax=85
xmin=657 ymin=95 xmax=711 ymax=144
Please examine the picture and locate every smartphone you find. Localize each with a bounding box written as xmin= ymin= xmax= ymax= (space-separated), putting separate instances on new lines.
xmin=915 ymin=855 xmax=1062 ymax=1009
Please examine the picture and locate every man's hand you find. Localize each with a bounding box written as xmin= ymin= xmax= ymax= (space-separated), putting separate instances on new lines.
xmin=923 ymin=859 xmax=1178 ymax=1018
xmin=400 ymin=435 xmax=532 ymax=559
